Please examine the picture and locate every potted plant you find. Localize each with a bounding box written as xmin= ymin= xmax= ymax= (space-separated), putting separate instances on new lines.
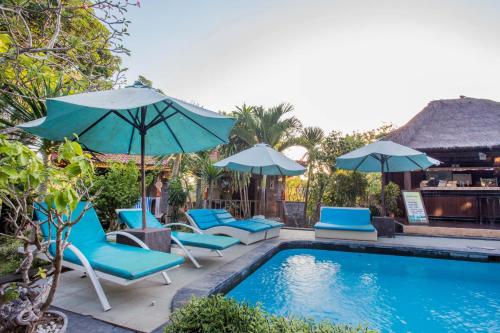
xmin=0 ymin=136 xmax=95 ymax=333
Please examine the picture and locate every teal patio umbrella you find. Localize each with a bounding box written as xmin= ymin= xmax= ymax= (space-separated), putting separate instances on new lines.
xmin=214 ymin=143 xmax=306 ymax=214
xmin=336 ymin=140 xmax=439 ymax=216
xmin=19 ymin=82 xmax=235 ymax=229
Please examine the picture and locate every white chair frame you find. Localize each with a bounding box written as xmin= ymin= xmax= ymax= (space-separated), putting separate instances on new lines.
xmin=115 ymin=209 xmax=224 ymax=269
xmin=40 ymin=231 xmax=179 ymax=312
xmin=184 ymin=212 xmax=269 ymax=245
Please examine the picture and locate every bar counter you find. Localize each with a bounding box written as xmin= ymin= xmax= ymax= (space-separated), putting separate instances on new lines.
xmin=420 ymin=187 xmax=500 ymax=223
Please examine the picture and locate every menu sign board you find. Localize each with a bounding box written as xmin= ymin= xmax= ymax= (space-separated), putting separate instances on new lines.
xmin=402 ymin=191 xmax=428 ymax=224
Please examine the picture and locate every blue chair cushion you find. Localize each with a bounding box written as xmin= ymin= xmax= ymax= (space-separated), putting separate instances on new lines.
xmin=320 ymin=207 xmax=371 ymax=226
xmin=247 ymin=218 xmax=284 ymax=229
xmin=119 ymin=209 xmax=163 ymax=229
xmin=171 ymin=231 xmax=240 ymax=250
xmin=314 ymin=221 xmax=375 ymax=232
xmin=222 ymin=220 xmax=271 ymax=232
xmin=61 ymin=242 xmax=184 ymax=279
xmin=187 ymin=209 xmax=220 ymax=230
xmin=212 ymin=209 xmax=237 ymax=223
xmin=35 ymin=202 xmax=106 ymax=246
xmin=34 ymin=202 xmax=184 ymax=280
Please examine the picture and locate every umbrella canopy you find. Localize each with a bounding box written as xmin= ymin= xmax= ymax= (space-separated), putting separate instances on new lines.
xmin=214 ymin=143 xmax=305 ymax=216
xmin=336 ymin=140 xmax=439 ymax=216
xmin=214 ymin=143 xmax=306 ymax=176
xmin=19 ymin=83 xmax=235 ymax=155
xmin=18 ymin=83 xmax=236 ymax=228
xmin=336 ymin=140 xmax=439 ymax=172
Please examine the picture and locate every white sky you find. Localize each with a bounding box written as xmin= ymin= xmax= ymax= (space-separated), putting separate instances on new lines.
xmin=122 ymin=0 xmax=500 ymax=159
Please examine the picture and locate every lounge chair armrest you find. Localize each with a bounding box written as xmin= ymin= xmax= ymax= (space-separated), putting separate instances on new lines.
xmin=106 ymin=231 xmax=150 ymax=250
xmin=163 ymin=223 xmax=204 ymax=234
xmin=41 ymin=240 xmax=91 ymax=267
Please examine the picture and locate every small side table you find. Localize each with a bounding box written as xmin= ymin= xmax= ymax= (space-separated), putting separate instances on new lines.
xmin=117 ymin=228 xmax=171 ymax=253
xmin=372 ymin=217 xmax=395 ymax=238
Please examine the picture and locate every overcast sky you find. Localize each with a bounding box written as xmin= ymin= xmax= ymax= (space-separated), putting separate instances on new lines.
xmin=122 ymin=0 xmax=500 ymax=137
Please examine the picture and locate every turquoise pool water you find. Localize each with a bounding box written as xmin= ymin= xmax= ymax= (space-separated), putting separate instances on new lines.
xmin=227 ymin=249 xmax=500 ymax=333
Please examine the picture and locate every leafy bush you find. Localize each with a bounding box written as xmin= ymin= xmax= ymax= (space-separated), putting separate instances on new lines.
xmin=324 ymin=170 xmax=368 ymax=207
xmin=93 ymin=162 xmax=141 ymax=230
xmin=165 ymin=295 xmax=377 ymax=333
xmin=382 ymin=182 xmax=401 ymax=217
xmin=168 ymin=178 xmax=188 ymax=223
xmin=0 ymin=235 xmax=23 ymax=276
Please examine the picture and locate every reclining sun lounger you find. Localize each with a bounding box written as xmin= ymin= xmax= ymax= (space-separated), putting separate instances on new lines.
xmin=314 ymin=207 xmax=377 ymax=241
xmin=116 ymin=208 xmax=240 ymax=269
xmin=35 ymin=202 xmax=185 ymax=311
xmin=185 ymin=209 xmax=283 ymax=245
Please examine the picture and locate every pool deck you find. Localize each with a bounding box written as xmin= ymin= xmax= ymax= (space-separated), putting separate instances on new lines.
xmin=55 ymin=229 xmax=500 ymax=333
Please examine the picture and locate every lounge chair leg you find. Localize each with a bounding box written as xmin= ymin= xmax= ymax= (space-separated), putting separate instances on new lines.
xmin=215 ymin=250 xmax=223 ymax=257
xmin=66 ymin=244 xmax=111 ymax=311
xmin=171 ymin=235 xmax=202 ymax=269
xmin=161 ymin=272 xmax=172 ymax=285
xmin=89 ymin=273 xmax=111 ymax=311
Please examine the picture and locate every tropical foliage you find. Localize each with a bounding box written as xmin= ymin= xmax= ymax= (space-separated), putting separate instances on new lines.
xmin=0 ymin=137 xmax=94 ymax=331
xmin=93 ymin=161 xmax=141 ymax=230
xmin=165 ymin=295 xmax=377 ymax=333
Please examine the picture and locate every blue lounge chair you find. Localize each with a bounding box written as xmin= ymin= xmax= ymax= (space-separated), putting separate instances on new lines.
xmin=185 ymin=209 xmax=283 ymax=245
xmin=34 ymin=202 xmax=185 ymax=311
xmin=314 ymin=207 xmax=377 ymax=241
xmin=116 ymin=208 xmax=240 ymax=269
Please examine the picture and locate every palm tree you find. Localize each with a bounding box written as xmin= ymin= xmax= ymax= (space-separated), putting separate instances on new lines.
xmin=230 ymin=103 xmax=301 ymax=150
xmin=226 ymin=103 xmax=302 ymax=216
xmin=0 ymin=76 xmax=69 ymax=163
xmin=200 ymin=160 xmax=224 ymax=208
xmin=297 ymin=126 xmax=325 ymax=223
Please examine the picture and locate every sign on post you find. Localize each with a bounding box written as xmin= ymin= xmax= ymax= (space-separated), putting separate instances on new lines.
xmin=402 ymin=191 xmax=429 ymax=224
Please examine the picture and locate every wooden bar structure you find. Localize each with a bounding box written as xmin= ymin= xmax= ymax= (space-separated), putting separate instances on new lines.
xmin=386 ymin=96 xmax=500 ymax=228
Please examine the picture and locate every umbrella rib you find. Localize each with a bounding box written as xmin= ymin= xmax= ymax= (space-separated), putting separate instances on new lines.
xmin=154 ymin=108 xmax=186 ymax=154
xmin=127 ymin=108 xmax=139 ymax=154
xmin=77 ymin=110 xmax=113 ymax=139
xmin=111 ymin=110 xmax=139 ymax=128
xmin=352 ymin=155 xmax=369 ymax=171
xmin=167 ymin=103 xmax=227 ymax=143
xmin=147 ymin=102 xmax=173 ymax=129
xmin=148 ymin=104 xmax=179 ymax=130
xmin=406 ymin=156 xmax=424 ymax=170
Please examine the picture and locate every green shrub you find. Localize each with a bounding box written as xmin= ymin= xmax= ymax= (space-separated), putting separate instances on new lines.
xmin=168 ymin=178 xmax=188 ymax=223
xmin=0 ymin=235 xmax=44 ymax=276
xmin=382 ymin=182 xmax=401 ymax=217
xmin=93 ymin=162 xmax=141 ymax=230
xmin=0 ymin=235 xmax=24 ymax=276
xmin=165 ymin=295 xmax=377 ymax=333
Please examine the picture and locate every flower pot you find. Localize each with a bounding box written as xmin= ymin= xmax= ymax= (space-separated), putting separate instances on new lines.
xmin=35 ymin=310 xmax=68 ymax=333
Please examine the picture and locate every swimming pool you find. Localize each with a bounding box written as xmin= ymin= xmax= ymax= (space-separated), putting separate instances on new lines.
xmin=227 ymin=249 xmax=500 ymax=333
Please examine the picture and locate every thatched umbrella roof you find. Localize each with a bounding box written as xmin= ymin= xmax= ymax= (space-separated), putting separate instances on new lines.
xmin=386 ymin=96 xmax=500 ymax=150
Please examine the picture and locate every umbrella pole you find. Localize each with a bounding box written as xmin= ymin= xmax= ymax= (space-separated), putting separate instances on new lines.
xmin=140 ymin=108 xmax=147 ymax=230
xmin=381 ymin=157 xmax=386 ymax=217
xmin=261 ymin=175 xmax=267 ymax=216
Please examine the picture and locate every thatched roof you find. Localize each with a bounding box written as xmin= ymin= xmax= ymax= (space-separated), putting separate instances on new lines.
xmin=386 ymin=96 xmax=500 ymax=150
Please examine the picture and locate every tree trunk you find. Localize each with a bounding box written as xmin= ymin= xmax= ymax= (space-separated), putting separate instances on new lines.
xmin=208 ymin=181 xmax=213 ymax=208
xmin=18 ymin=243 xmax=34 ymax=284
xmin=195 ymin=178 xmax=202 ymax=208
xmin=303 ymin=165 xmax=313 ymax=224
xmin=172 ymin=154 xmax=182 ymax=178
xmin=41 ymin=229 xmax=64 ymax=312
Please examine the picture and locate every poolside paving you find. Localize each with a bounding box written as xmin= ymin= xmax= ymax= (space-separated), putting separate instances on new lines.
xmin=53 ymin=229 xmax=500 ymax=332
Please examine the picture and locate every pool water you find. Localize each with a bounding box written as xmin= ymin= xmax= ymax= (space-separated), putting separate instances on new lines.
xmin=227 ymin=249 xmax=500 ymax=333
